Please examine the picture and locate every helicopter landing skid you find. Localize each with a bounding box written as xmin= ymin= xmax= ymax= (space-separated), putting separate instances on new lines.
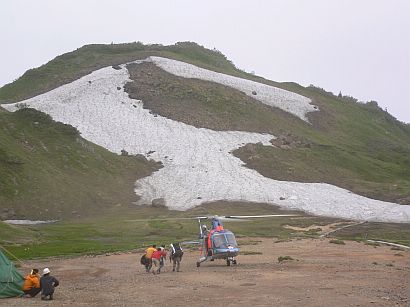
xmin=226 ymin=256 xmax=237 ymax=266
xmin=196 ymin=256 xmax=209 ymax=267
xmin=196 ymin=256 xmax=237 ymax=267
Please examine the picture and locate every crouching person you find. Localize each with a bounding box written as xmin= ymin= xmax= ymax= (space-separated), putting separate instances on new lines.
xmin=40 ymin=268 xmax=59 ymax=300
xmin=22 ymin=269 xmax=41 ymax=297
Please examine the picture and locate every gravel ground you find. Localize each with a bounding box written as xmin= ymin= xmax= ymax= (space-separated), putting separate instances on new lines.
xmin=2 ymin=238 xmax=409 ymax=306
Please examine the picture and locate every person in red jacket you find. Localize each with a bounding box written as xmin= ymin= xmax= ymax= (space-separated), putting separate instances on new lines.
xmin=22 ymin=269 xmax=41 ymax=297
xmin=151 ymin=248 xmax=167 ymax=275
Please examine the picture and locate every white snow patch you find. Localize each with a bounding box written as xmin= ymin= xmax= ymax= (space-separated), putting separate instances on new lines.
xmin=149 ymin=56 xmax=317 ymax=122
xmin=3 ymin=61 xmax=409 ymax=223
xmin=3 ymin=220 xmax=58 ymax=225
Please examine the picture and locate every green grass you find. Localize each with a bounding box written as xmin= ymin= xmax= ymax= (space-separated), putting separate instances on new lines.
xmin=1 ymin=202 xmax=409 ymax=260
xmin=0 ymin=108 xmax=158 ymax=219
xmin=332 ymin=222 xmax=410 ymax=246
xmin=0 ymin=42 xmax=239 ymax=104
xmin=0 ymin=202 xmax=323 ymax=260
xmin=0 ymin=222 xmax=34 ymax=245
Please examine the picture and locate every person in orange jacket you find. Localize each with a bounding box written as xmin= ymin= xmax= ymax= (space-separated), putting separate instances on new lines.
xmin=22 ymin=269 xmax=41 ymax=298
xmin=144 ymin=244 xmax=157 ymax=273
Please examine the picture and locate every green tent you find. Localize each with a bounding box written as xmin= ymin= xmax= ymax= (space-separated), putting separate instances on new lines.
xmin=0 ymin=249 xmax=24 ymax=298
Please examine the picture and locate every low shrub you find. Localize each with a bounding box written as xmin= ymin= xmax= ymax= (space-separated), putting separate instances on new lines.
xmin=329 ymin=239 xmax=345 ymax=245
xmin=278 ymin=255 xmax=294 ymax=262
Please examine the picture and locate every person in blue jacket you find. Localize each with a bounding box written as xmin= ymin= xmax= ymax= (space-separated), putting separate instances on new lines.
xmin=40 ymin=268 xmax=59 ymax=300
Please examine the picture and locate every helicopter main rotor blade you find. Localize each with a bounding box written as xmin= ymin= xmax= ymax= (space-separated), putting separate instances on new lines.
xmin=125 ymin=214 xmax=297 ymax=222
xmin=222 ymin=214 xmax=298 ymax=219
xmin=125 ymin=216 xmax=210 ymax=222
xmin=180 ymin=241 xmax=200 ymax=245
xmin=125 ymin=217 xmax=197 ymax=222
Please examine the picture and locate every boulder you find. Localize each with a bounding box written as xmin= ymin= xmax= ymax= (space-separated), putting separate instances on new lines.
xmin=151 ymin=198 xmax=166 ymax=208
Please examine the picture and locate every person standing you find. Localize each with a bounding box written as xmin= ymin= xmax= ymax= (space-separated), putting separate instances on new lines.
xmin=22 ymin=269 xmax=41 ymax=298
xmin=158 ymin=246 xmax=167 ymax=273
xmin=140 ymin=254 xmax=150 ymax=272
xmin=40 ymin=268 xmax=59 ymax=300
xmin=145 ymin=244 xmax=157 ymax=273
xmin=170 ymin=243 xmax=184 ymax=272
xmin=151 ymin=247 xmax=166 ymax=275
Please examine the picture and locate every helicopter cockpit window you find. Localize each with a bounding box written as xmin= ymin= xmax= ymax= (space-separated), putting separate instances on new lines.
xmin=213 ymin=234 xmax=226 ymax=248
xmin=225 ymin=233 xmax=237 ymax=246
xmin=213 ymin=233 xmax=237 ymax=248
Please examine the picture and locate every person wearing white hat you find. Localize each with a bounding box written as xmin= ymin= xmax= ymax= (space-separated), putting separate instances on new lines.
xmin=40 ymin=268 xmax=59 ymax=300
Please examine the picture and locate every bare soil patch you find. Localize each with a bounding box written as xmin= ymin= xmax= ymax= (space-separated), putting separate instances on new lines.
xmin=3 ymin=238 xmax=409 ymax=306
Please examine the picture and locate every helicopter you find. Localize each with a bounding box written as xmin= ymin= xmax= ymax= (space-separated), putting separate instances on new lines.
xmin=192 ymin=214 xmax=297 ymax=267
xmin=127 ymin=213 xmax=298 ymax=267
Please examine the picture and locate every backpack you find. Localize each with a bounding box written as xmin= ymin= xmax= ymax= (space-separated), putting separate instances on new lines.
xmin=140 ymin=254 xmax=147 ymax=265
xmin=171 ymin=243 xmax=183 ymax=258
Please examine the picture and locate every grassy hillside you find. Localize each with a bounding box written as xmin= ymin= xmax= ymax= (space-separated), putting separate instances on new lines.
xmin=124 ymin=53 xmax=410 ymax=205
xmin=0 ymin=42 xmax=240 ymax=104
xmin=0 ymin=42 xmax=409 ymax=210
xmin=235 ymin=87 xmax=410 ymax=204
xmin=0 ymin=108 xmax=159 ymax=220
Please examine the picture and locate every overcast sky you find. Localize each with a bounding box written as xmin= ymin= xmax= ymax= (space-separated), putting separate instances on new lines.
xmin=1 ymin=0 xmax=409 ymax=123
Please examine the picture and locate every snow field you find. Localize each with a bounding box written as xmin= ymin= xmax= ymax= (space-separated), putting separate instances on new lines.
xmin=3 ymin=60 xmax=409 ymax=223
xmin=149 ymin=56 xmax=317 ymax=122
xmin=3 ymin=220 xmax=57 ymax=225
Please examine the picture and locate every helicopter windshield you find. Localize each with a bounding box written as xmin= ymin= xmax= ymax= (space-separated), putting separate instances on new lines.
xmin=212 ymin=232 xmax=237 ymax=249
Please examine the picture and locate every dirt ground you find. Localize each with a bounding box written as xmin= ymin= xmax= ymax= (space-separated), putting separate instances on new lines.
xmin=2 ymin=238 xmax=409 ymax=307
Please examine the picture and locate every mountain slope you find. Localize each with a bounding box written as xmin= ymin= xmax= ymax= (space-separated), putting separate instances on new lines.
xmin=0 ymin=42 xmax=409 ymax=222
xmin=123 ymin=51 xmax=410 ymax=206
xmin=0 ymin=108 xmax=158 ymax=220
xmin=0 ymin=42 xmax=240 ymax=104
